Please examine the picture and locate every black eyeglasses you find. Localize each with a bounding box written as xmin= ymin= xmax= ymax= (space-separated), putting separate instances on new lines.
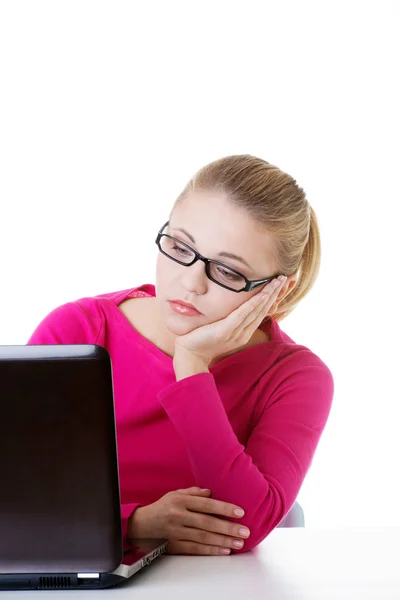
xmin=155 ymin=221 xmax=283 ymax=293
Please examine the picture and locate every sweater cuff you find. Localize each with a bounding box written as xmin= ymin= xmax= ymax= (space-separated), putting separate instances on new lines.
xmin=121 ymin=502 xmax=142 ymax=540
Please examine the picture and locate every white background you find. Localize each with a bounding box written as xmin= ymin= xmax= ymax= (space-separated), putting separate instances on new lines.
xmin=1 ymin=1 xmax=399 ymax=527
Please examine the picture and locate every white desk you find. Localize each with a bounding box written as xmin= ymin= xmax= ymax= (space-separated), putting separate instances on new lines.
xmin=4 ymin=527 xmax=400 ymax=599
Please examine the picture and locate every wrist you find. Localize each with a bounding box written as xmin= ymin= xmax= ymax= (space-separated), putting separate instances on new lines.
xmin=174 ymin=360 xmax=210 ymax=381
xmin=174 ymin=345 xmax=209 ymax=364
xmin=173 ymin=347 xmax=210 ymax=381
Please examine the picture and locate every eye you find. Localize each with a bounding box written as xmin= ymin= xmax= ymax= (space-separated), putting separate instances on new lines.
xmin=216 ymin=266 xmax=242 ymax=281
xmin=172 ymin=244 xmax=192 ymax=257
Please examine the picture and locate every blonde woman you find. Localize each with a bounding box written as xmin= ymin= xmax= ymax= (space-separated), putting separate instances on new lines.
xmin=28 ymin=154 xmax=334 ymax=556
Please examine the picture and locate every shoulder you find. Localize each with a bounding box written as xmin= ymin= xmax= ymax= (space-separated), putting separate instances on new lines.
xmin=266 ymin=318 xmax=335 ymax=398
xmin=255 ymin=344 xmax=334 ymax=428
xmin=270 ymin=343 xmax=334 ymax=394
xmin=26 ymin=285 xmax=155 ymax=346
xmin=27 ymin=296 xmax=104 ymax=345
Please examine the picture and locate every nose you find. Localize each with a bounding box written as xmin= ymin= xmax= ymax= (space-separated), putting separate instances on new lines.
xmin=180 ymin=258 xmax=208 ymax=295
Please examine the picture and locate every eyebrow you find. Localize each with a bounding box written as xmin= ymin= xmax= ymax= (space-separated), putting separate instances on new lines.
xmin=172 ymin=227 xmax=253 ymax=271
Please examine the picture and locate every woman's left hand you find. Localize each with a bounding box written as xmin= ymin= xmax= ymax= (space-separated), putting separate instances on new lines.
xmin=174 ymin=275 xmax=287 ymax=366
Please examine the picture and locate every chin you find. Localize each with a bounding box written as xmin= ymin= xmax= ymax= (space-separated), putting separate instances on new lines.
xmin=164 ymin=313 xmax=202 ymax=335
xmin=165 ymin=319 xmax=198 ymax=335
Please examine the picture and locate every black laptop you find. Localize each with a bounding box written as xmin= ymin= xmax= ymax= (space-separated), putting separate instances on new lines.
xmin=0 ymin=344 xmax=167 ymax=590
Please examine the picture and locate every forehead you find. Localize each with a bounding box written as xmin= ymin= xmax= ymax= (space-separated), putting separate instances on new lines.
xmin=169 ymin=191 xmax=276 ymax=273
xmin=172 ymin=191 xmax=258 ymax=240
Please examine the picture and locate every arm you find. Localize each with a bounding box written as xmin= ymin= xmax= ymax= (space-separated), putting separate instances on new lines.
xmin=122 ymin=502 xmax=142 ymax=540
xmin=158 ymin=353 xmax=334 ymax=552
xmin=27 ymin=300 xmax=140 ymax=541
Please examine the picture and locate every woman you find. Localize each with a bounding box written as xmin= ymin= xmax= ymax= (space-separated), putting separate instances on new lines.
xmin=27 ymin=154 xmax=334 ymax=556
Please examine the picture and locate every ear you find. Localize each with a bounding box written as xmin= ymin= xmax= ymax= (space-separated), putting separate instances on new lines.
xmin=272 ymin=279 xmax=296 ymax=312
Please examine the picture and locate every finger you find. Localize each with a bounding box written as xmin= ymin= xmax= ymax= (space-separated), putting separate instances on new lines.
xmin=247 ymin=284 xmax=282 ymax=326
xmin=219 ymin=279 xmax=281 ymax=341
xmin=187 ymin=496 xmax=245 ymax=519
xmin=175 ymin=487 xmax=212 ymax=496
xmin=261 ymin=277 xmax=284 ymax=295
xmin=235 ymin=278 xmax=282 ymax=323
xmin=181 ymin=519 xmax=249 ymax=549
xmin=166 ymin=540 xmax=231 ymax=556
xmin=239 ymin=278 xmax=284 ymax=331
xmin=184 ymin=510 xmax=250 ymax=540
xmin=257 ymin=277 xmax=286 ymax=308
xmin=185 ymin=526 xmax=246 ymax=550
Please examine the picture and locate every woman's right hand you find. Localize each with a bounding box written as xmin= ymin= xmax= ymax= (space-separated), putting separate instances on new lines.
xmin=127 ymin=486 xmax=250 ymax=555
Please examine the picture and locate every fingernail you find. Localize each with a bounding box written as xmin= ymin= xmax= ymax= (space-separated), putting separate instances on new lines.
xmin=233 ymin=540 xmax=244 ymax=548
xmin=239 ymin=528 xmax=250 ymax=538
xmin=234 ymin=508 xmax=245 ymax=517
xmin=220 ymin=548 xmax=231 ymax=555
xmin=280 ymin=276 xmax=287 ymax=283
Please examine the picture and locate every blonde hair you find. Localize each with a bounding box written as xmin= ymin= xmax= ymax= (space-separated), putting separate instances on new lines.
xmin=170 ymin=154 xmax=321 ymax=323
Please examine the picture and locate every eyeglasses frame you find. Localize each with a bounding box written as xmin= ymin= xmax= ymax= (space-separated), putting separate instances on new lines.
xmin=155 ymin=221 xmax=285 ymax=293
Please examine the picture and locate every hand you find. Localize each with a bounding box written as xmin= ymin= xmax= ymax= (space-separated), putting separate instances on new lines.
xmin=174 ymin=275 xmax=287 ymax=365
xmin=127 ymin=487 xmax=251 ymax=556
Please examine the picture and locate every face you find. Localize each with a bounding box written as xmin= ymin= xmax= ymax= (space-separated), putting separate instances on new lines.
xmin=154 ymin=190 xmax=284 ymax=343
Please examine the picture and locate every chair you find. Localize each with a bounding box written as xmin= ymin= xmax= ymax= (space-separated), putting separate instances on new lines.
xmin=276 ymin=501 xmax=305 ymax=528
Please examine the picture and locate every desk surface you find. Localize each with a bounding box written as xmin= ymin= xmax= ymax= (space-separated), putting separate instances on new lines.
xmin=3 ymin=527 xmax=400 ymax=599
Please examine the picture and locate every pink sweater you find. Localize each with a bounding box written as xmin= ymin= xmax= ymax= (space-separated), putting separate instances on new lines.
xmin=27 ymin=283 xmax=334 ymax=553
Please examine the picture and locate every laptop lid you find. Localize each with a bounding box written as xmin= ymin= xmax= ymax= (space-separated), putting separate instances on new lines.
xmin=0 ymin=344 xmax=124 ymax=576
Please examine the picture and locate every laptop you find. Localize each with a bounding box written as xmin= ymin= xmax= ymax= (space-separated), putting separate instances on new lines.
xmin=0 ymin=344 xmax=168 ymax=590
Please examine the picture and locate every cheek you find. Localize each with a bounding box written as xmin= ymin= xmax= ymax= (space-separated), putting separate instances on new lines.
xmin=221 ymin=292 xmax=257 ymax=322
xmin=210 ymin=296 xmax=244 ymax=321
xmin=155 ymin=256 xmax=164 ymax=281
xmin=156 ymin=255 xmax=174 ymax=285
xmin=203 ymin=286 xmax=250 ymax=321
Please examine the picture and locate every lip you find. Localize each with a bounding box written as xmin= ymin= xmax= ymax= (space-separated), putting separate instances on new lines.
xmin=169 ymin=299 xmax=202 ymax=315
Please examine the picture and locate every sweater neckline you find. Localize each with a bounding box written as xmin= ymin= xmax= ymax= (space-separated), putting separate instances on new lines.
xmin=109 ymin=283 xmax=280 ymax=371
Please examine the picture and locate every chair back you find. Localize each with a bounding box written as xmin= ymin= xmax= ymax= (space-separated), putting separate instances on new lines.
xmin=276 ymin=501 xmax=305 ymax=527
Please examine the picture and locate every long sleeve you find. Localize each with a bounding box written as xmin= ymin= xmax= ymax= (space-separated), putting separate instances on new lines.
xmin=26 ymin=301 xmax=142 ymax=540
xmin=120 ymin=502 xmax=142 ymax=540
xmin=157 ymin=361 xmax=334 ymax=553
